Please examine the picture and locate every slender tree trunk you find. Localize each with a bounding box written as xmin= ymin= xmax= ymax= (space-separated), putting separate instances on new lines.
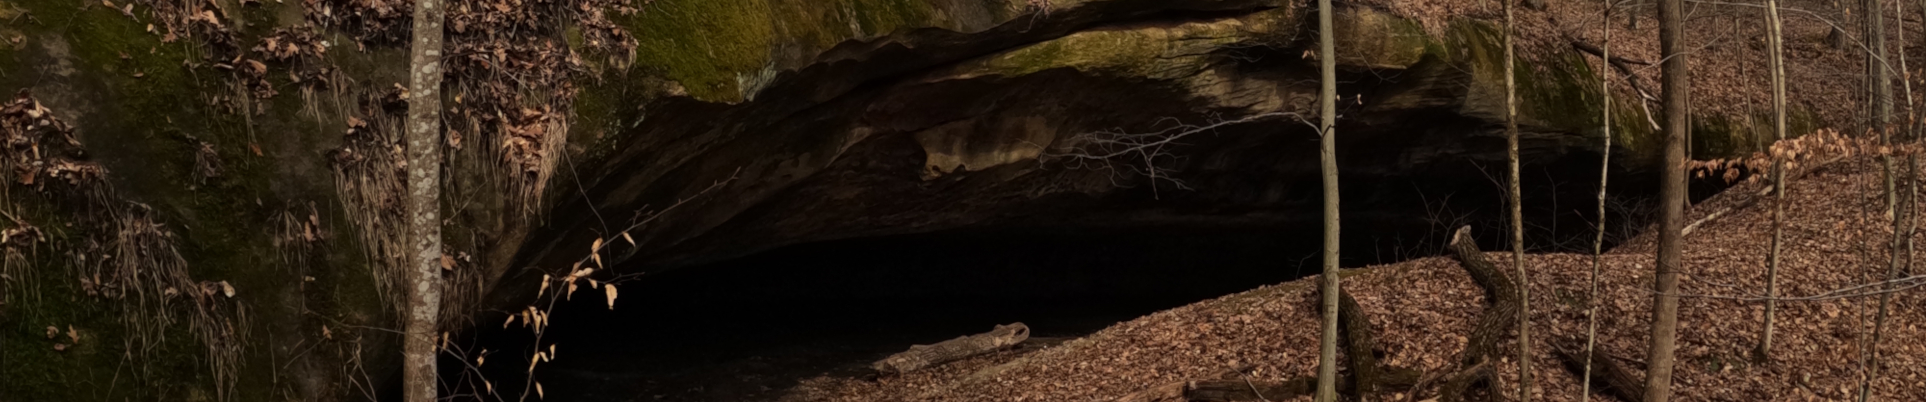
xmin=1314 ymin=0 xmax=1342 ymax=398
xmin=1644 ymin=0 xmax=1688 ymax=398
xmin=403 ymin=0 xmax=447 ymax=398
xmin=1861 ymin=2 xmax=1903 ymax=399
xmin=1736 ymin=14 xmax=1761 ymax=153
xmin=1503 ymin=0 xmax=1533 ymax=399
xmin=1755 ymin=0 xmax=1789 ymax=363
xmin=1906 ymin=25 xmax=1919 ymax=281
xmin=1582 ymin=2 xmax=1612 ymax=400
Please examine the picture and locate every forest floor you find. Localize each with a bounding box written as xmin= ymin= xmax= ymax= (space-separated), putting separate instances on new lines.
xmin=779 ymin=158 xmax=1926 ymax=401
xmin=1386 ymin=0 xmax=1884 ymax=133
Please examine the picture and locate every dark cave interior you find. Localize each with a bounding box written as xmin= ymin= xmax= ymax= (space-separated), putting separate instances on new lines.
xmin=453 ymin=156 xmax=1731 ymax=402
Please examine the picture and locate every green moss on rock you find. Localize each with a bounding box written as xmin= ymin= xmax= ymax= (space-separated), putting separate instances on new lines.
xmin=956 ymin=8 xmax=1299 ymax=80
xmin=1332 ymin=7 xmax=1430 ymax=69
xmin=615 ymin=0 xmax=954 ymax=103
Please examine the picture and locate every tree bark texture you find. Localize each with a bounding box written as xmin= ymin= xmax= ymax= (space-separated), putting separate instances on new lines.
xmin=872 ymin=323 xmax=1030 ymax=375
xmin=1503 ymin=0 xmax=1533 ymax=398
xmin=404 ymin=0 xmax=447 ymax=398
xmin=1583 ymin=2 xmax=1612 ymax=399
xmin=1757 ymin=0 xmax=1788 ymax=363
xmin=1646 ymin=0 xmax=1689 ymax=398
xmin=1315 ymin=0 xmax=1342 ymax=399
xmin=1441 ymin=226 xmax=1522 ymax=402
xmin=1862 ymin=1 xmax=1903 ymax=400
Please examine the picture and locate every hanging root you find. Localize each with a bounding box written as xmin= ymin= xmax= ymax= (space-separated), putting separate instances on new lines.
xmin=3 ymin=91 xmax=247 ymax=400
xmin=328 ymin=97 xmax=410 ymax=315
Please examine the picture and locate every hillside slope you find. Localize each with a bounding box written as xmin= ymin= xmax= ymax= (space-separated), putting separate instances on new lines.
xmin=784 ymin=157 xmax=1926 ymax=401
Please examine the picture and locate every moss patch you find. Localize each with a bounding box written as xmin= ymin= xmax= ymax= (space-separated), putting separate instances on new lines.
xmin=614 ymin=0 xmax=946 ymax=103
xmin=1333 ymin=7 xmax=1430 ymax=70
xmin=960 ymin=8 xmax=1298 ymax=80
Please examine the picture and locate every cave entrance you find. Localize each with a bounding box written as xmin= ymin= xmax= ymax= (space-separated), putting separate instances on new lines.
xmin=460 ymin=159 xmax=1699 ymax=401
xmin=469 ymin=226 xmax=1340 ymax=401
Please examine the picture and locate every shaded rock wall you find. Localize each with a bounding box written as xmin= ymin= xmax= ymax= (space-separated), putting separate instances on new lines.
xmin=0 ymin=0 xmax=1789 ymax=400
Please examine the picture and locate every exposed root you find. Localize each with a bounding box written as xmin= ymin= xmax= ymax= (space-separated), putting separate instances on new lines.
xmin=328 ymin=97 xmax=411 ymax=316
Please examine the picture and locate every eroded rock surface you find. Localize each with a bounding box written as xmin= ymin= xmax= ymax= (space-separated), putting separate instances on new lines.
xmin=0 ymin=0 xmax=1778 ymax=399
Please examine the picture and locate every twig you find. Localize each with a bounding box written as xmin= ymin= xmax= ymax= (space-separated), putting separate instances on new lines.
xmin=1046 ymin=112 xmax=1311 ymax=197
xmin=1666 ymin=275 xmax=1926 ymax=301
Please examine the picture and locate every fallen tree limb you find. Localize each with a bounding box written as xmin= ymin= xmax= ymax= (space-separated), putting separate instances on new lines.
xmin=872 ymin=323 xmax=1030 ymax=375
xmin=1332 ymin=284 xmax=1379 ymax=397
xmin=1570 ymin=40 xmax=1653 ymax=67
xmin=1437 ymin=359 xmax=1493 ymax=402
xmin=1569 ymin=38 xmax=1662 ymax=131
xmin=1554 ymin=340 xmax=1645 ymax=402
xmin=1439 ymin=226 xmax=1522 ymax=402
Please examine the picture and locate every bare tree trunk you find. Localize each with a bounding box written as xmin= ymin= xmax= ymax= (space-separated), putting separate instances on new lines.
xmin=1861 ymin=2 xmax=1903 ymax=399
xmin=1582 ymin=2 xmax=1613 ymax=399
xmin=1644 ymin=0 xmax=1688 ymax=398
xmin=1755 ymin=0 xmax=1789 ymax=364
xmin=1314 ymin=0 xmax=1341 ymax=398
xmin=404 ymin=0 xmax=447 ymax=398
xmin=1503 ymin=0 xmax=1533 ymax=398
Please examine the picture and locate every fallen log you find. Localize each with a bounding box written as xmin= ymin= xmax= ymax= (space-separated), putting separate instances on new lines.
xmin=1554 ymin=340 xmax=1645 ymax=402
xmin=1439 ymin=225 xmax=1522 ymax=402
xmin=872 ymin=322 xmax=1030 ymax=375
xmin=1330 ymin=284 xmax=1379 ymax=397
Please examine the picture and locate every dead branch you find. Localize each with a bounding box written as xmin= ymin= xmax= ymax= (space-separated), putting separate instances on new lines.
xmin=1670 ymin=274 xmax=1926 ymax=302
xmin=1047 ymin=113 xmax=1307 ymax=197
xmin=1570 ymin=40 xmax=1652 ymax=67
xmin=1329 ymin=284 xmax=1378 ymax=397
xmin=1568 ymin=38 xmax=1662 ymax=131
xmin=1555 ymin=340 xmax=1645 ymax=402
xmin=1437 ymin=359 xmax=1493 ymax=402
xmin=1439 ymin=225 xmax=1522 ymax=402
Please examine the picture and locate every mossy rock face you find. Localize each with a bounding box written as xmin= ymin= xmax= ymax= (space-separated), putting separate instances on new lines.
xmin=0 ymin=0 xmax=1842 ymax=400
xmin=957 ymin=8 xmax=1298 ymax=81
xmin=1435 ymin=18 xmax=1800 ymax=169
xmin=1333 ymin=7 xmax=1430 ymax=70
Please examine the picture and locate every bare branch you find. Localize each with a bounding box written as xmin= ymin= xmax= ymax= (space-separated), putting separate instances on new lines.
xmin=1043 ymin=112 xmax=1310 ymax=197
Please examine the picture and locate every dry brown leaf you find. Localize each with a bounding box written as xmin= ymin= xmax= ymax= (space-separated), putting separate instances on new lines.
xmin=604 ymin=284 xmax=618 ymax=310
